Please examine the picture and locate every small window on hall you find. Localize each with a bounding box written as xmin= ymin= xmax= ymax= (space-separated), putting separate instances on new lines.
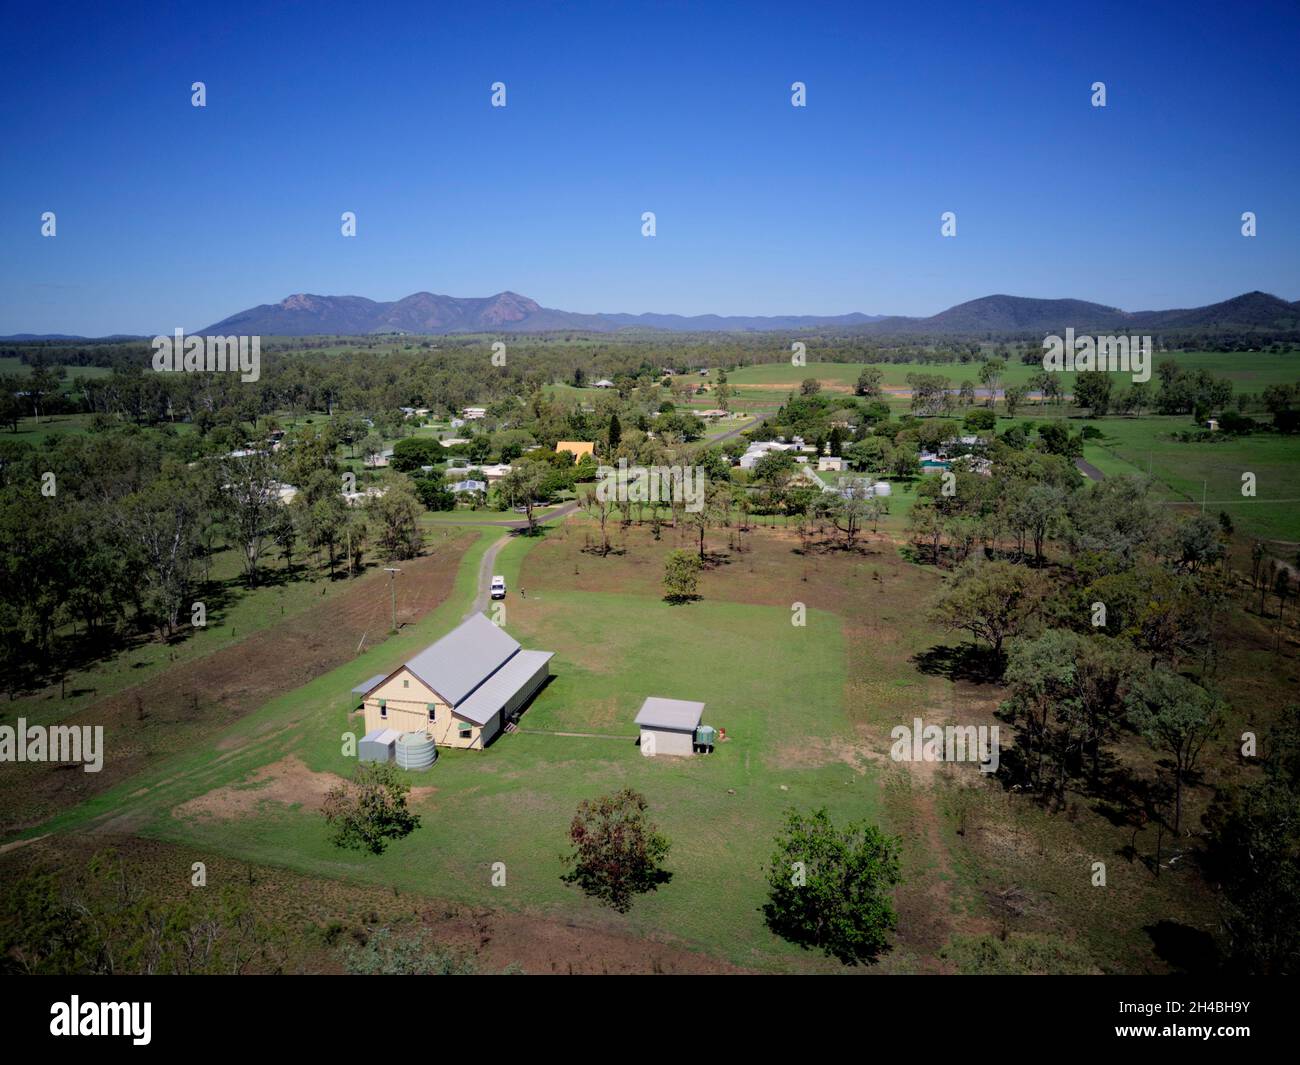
xmin=403 ymin=679 xmax=409 ymax=688
xmin=458 ymin=723 xmax=472 ymax=736
xmin=427 ymin=703 xmax=436 ymax=721
xmin=379 ymin=698 xmax=387 ymax=719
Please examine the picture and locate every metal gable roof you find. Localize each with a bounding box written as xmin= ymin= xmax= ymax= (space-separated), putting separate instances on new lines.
xmin=455 ymin=649 xmax=554 ymax=725
xmin=403 ymin=612 xmax=521 ymax=707
xmin=634 ymin=697 xmax=706 ymax=732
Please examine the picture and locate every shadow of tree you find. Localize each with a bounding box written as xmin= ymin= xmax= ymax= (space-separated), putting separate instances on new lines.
xmin=913 ymin=642 xmax=1002 ymax=684
xmin=1145 ymin=920 xmax=1222 ymax=974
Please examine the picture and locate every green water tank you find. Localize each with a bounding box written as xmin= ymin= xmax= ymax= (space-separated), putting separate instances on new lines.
xmin=395 ymin=731 xmax=437 ymax=771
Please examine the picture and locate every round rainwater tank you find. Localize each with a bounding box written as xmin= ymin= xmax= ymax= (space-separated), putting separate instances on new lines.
xmin=395 ymin=731 xmax=437 ymax=771
xmin=871 ymin=482 xmax=892 ymax=497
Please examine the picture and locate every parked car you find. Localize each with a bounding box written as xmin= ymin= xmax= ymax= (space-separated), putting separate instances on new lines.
xmin=490 ymin=575 xmax=506 ymax=599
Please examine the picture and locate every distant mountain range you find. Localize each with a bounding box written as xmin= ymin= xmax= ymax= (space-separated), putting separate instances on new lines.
xmin=4 ymin=290 xmax=1298 ymax=342
xmin=197 ymin=291 xmax=885 ymax=336
xmin=862 ymin=290 xmax=1300 ymax=336
xmin=196 ymin=289 xmax=1300 ymax=337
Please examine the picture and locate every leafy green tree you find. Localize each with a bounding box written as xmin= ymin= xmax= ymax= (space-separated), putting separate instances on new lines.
xmin=662 ymin=549 xmax=701 ymax=601
xmin=1036 ymin=422 xmax=1082 ymax=458
xmin=1002 ymin=630 xmax=1138 ymax=793
xmin=467 ymin=436 xmax=492 ymax=464
xmin=323 ymin=762 xmax=421 ymax=855
xmin=1003 ymin=384 xmax=1028 ymax=416
xmin=560 ymin=788 xmax=670 ymax=913
xmin=221 ymin=450 xmax=282 ymax=587
xmin=1205 ymin=775 xmax=1300 ymax=974
xmin=271 ymin=505 xmax=298 ymax=573
xmin=928 ymin=560 xmax=1042 ymax=660
xmin=366 ymin=480 xmax=423 ymax=561
xmin=978 ymin=357 xmax=1005 ymax=407
xmin=1126 ymin=669 xmax=1224 ymax=833
xmin=762 ymin=807 xmax=902 ymax=965
xmin=1073 ymin=371 xmax=1113 ymax=416
xmin=389 ymin=435 xmax=443 ymax=472
xmin=855 ymin=367 xmax=883 ymax=397
xmin=119 ymin=470 xmax=207 ymax=636
xmin=817 ymin=481 xmax=880 ymax=549
xmin=413 ymin=478 xmax=455 ymax=511
xmin=295 ymin=470 xmax=349 ymax=576
xmin=500 ymin=462 xmax=547 ymax=533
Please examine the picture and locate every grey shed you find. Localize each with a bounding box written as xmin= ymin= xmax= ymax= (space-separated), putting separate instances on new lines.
xmin=359 ymin=728 xmax=401 ymax=763
xmin=635 ymin=697 xmax=706 ymax=758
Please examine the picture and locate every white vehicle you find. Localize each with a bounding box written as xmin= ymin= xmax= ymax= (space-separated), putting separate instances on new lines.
xmin=490 ymin=575 xmax=507 ymax=600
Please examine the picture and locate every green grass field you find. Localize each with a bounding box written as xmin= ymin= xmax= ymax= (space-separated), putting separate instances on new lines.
xmin=0 ymin=356 xmax=114 ymax=382
xmin=727 ymin=352 xmax=1300 ymax=397
xmin=1090 ymin=417 xmax=1300 ymax=543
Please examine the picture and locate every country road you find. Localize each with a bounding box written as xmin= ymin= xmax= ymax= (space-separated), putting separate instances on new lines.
xmin=463 ymin=500 xmax=581 ymax=618
xmin=445 ymin=500 xmax=582 ymax=529
xmin=1074 ymin=457 xmax=1105 ymax=481
xmin=707 ymin=416 xmax=762 ymax=445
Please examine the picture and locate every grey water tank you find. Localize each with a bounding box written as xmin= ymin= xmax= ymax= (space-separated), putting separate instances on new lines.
xmin=395 ymin=731 xmax=437 ymax=771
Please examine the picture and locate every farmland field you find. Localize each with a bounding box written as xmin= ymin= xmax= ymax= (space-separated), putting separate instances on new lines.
xmin=727 ymin=352 xmax=1300 ymax=398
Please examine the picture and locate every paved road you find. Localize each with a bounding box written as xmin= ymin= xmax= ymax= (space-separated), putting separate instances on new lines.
xmin=708 ymin=416 xmax=762 ymax=445
xmin=462 ymin=500 xmax=582 ymax=618
xmin=447 ymin=500 xmax=581 ymax=529
xmin=1074 ymin=457 xmax=1105 ymax=482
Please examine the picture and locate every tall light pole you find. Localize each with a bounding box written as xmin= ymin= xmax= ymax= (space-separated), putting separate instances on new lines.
xmin=384 ymin=567 xmax=402 ymax=633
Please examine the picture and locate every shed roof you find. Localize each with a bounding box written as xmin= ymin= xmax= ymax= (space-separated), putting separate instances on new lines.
xmin=455 ymin=649 xmax=554 ymax=725
xmin=404 ymin=613 xmax=520 ymax=706
xmin=352 ymin=673 xmax=388 ymax=695
xmin=635 ymin=697 xmax=706 ymax=732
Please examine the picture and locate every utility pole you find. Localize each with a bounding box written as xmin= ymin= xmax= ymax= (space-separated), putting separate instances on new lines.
xmin=384 ymin=567 xmax=402 ymax=633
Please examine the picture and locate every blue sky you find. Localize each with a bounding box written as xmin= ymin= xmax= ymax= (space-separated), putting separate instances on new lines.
xmin=2 ymin=0 xmax=1297 ymax=334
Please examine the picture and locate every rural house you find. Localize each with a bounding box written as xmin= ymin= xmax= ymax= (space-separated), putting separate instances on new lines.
xmin=356 ymin=613 xmax=553 ymax=749
xmin=555 ymin=440 xmax=595 ymax=461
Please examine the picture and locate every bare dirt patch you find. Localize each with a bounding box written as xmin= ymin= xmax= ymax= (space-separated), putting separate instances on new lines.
xmin=770 ymin=729 xmax=885 ymax=773
xmin=173 ymin=756 xmax=440 ymax=823
xmin=174 ymin=756 xmax=344 ymax=822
